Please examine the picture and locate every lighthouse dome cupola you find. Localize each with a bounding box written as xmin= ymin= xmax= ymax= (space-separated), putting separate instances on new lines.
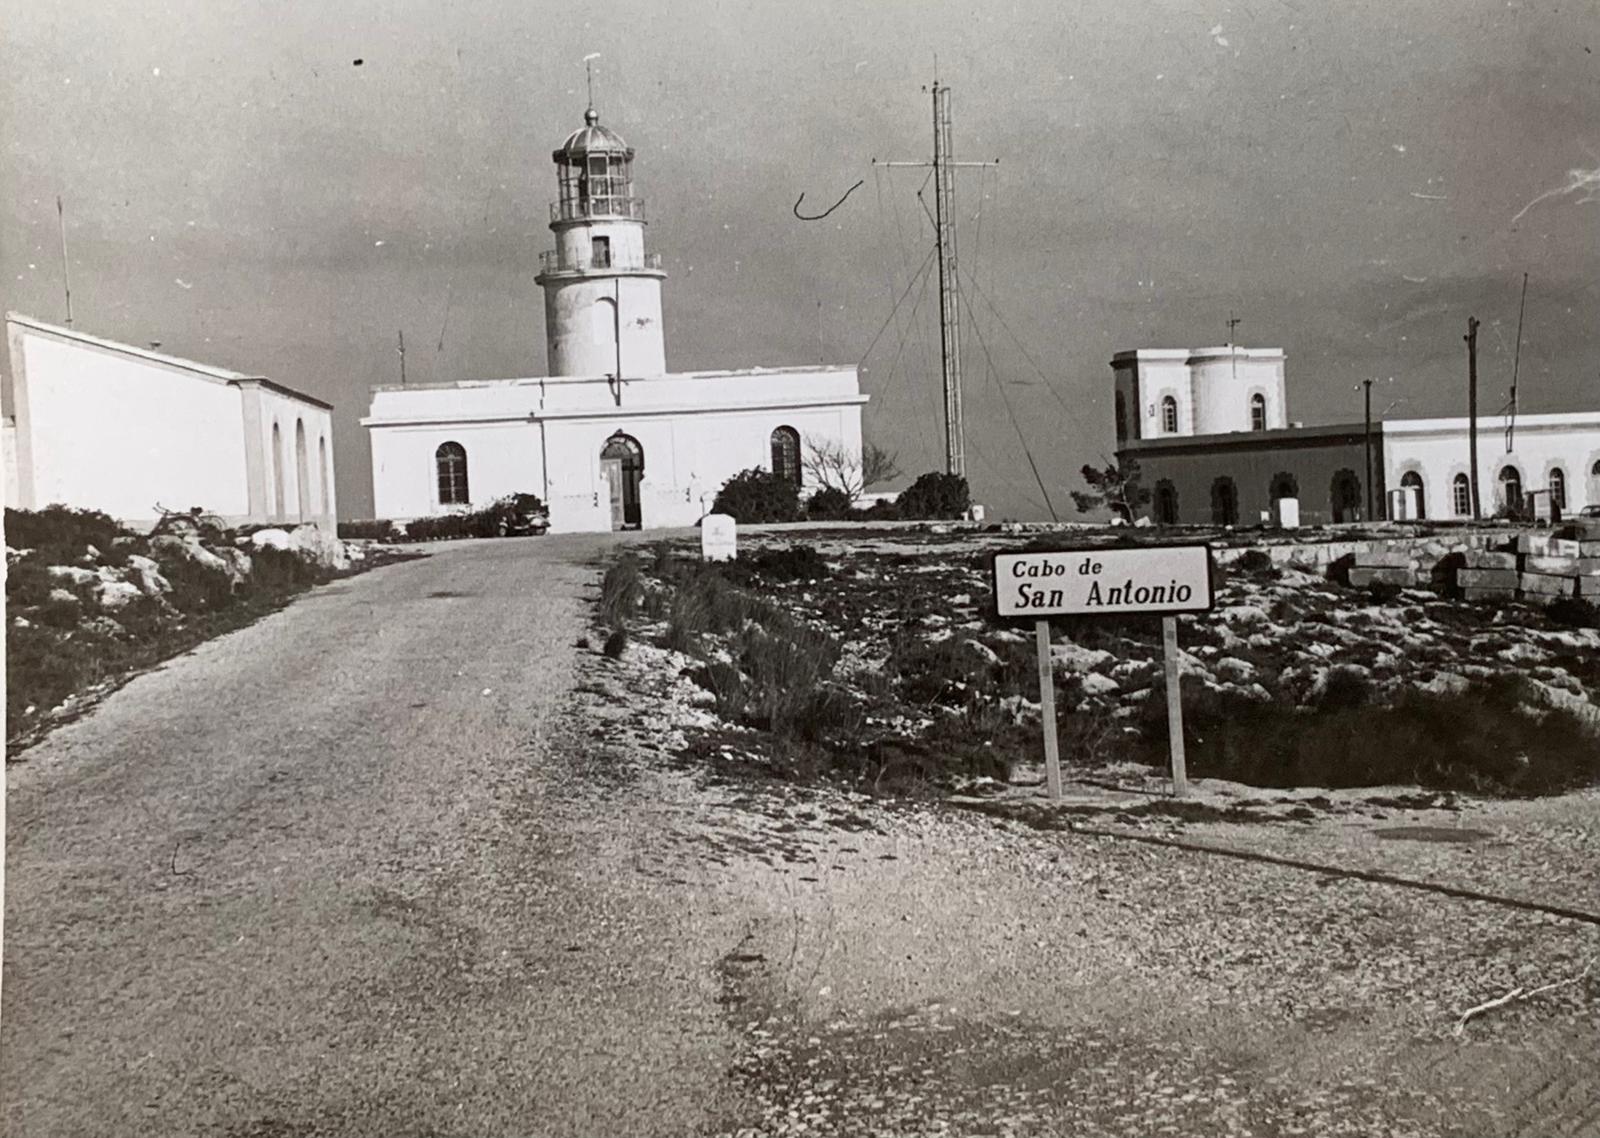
xmin=536 ymin=104 xmax=667 ymax=379
xmin=551 ymin=108 xmax=640 ymax=222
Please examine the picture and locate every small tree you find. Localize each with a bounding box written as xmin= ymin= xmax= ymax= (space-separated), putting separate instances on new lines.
xmin=802 ymin=436 xmax=902 ymax=503
xmin=711 ymin=468 xmax=801 ymax=523
xmin=896 ymin=472 xmax=970 ymax=520
xmin=806 ymin=485 xmax=853 ymax=521
xmin=1070 ymin=458 xmax=1150 ymax=523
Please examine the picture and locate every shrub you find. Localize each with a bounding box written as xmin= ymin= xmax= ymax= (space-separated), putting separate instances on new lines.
xmin=896 ymin=472 xmax=970 ymax=520
xmin=603 ymin=628 xmax=629 ymax=658
xmin=338 ymin=519 xmax=398 ymax=541
xmin=711 ymin=468 xmax=801 ymax=524
xmin=721 ymin=544 xmax=830 ymax=585
xmin=1122 ymin=675 xmax=1599 ymax=796
xmin=5 ymin=504 xmax=130 ymax=555
xmin=1546 ymin=597 xmax=1600 ymax=630
xmin=806 ymin=486 xmax=854 ymax=521
xmin=599 ymin=555 xmax=644 ymax=630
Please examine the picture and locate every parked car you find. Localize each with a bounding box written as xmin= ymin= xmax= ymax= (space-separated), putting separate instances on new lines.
xmin=492 ymin=493 xmax=550 ymax=536
xmin=1579 ymin=504 xmax=1600 ymax=519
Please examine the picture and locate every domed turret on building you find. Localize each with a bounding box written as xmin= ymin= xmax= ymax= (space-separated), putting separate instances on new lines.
xmin=364 ymin=102 xmax=867 ymax=535
xmin=536 ymin=106 xmax=667 ymax=379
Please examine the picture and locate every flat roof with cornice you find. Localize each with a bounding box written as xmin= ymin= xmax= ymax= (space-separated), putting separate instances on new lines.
xmin=6 ymin=312 xmax=332 ymax=410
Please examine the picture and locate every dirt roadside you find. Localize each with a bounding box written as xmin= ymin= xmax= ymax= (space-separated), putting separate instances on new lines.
xmin=576 ymin=621 xmax=1600 ymax=1138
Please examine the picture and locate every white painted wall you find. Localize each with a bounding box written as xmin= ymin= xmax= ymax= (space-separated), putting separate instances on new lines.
xmin=6 ymin=315 xmax=337 ymax=530
xmin=364 ymin=365 xmax=867 ymax=532
xmin=1383 ymin=413 xmax=1600 ymax=519
xmin=1111 ymin=348 xmax=1286 ymax=441
xmin=10 ymin=320 xmax=250 ymax=522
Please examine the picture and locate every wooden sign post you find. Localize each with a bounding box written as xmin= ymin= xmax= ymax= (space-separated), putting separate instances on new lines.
xmin=1035 ymin=618 xmax=1063 ymax=799
xmin=1161 ymin=615 xmax=1188 ymax=797
xmin=993 ymin=545 xmax=1214 ymax=800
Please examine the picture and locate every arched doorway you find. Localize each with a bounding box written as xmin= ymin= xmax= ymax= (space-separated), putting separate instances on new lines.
xmin=294 ymin=419 xmax=310 ymax=522
xmin=1269 ymin=471 xmax=1299 ymax=502
xmin=271 ymin=422 xmax=285 ymax=521
xmin=1330 ymin=469 xmax=1362 ymax=523
xmin=1153 ymin=480 xmax=1178 ymax=525
xmin=1400 ymin=470 xmax=1426 ymax=520
xmin=600 ymin=432 xmax=644 ymax=530
xmin=1210 ymin=477 xmax=1239 ymax=526
xmin=1498 ymin=465 xmax=1523 ymax=518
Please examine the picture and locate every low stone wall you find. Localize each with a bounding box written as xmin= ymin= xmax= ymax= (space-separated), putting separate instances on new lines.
xmin=1227 ymin=523 xmax=1600 ymax=604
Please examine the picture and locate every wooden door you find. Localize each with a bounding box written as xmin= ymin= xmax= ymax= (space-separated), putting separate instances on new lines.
xmin=601 ymin=458 xmax=625 ymax=530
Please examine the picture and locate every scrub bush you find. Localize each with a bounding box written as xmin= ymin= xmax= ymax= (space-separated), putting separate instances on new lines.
xmin=1122 ymin=674 xmax=1598 ymax=796
xmin=711 ymin=468 xmax=801 ymax=524
xmin=806 ymin=486 xmax=854 ymax=521
xmin=896 ymin=472 xmax=970 ymax=520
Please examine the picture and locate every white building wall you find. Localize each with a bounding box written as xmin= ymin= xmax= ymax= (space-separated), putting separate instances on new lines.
xmin=8 ymin=319 xmax=251 ymax=523
xmin=1383 ymin=414 xmax=1600 ymax=519
xmin=1111 ymin=348 xmax=1287 ymax=441
xmin=369 ymin=421 xmax=544 ymax=521
xmin=2 ymin=417 xmax=18 ymax=509
xmin=244 ymin=383 xmax=338 ymax=530
xmin=364 ymin=365 xmax=867 ymax=533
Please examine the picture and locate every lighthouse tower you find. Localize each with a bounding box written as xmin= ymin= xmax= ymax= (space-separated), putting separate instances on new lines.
xmin=535 ymin=107 xmax=668 ymax=378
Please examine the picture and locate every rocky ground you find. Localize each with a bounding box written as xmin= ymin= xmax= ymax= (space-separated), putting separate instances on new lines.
xmin=580 ymin=524 xmax=1600 ymax=1136
xmin=571 ymin=629 xmax=1600 ymax=1137
xmin=5 ymin=506 xmax=391 ymax=750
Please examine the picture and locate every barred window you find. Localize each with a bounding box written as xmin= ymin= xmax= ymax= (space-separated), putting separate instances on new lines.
xmin=770 ymin=426 xmax=801 ymax=486
xmin=1161 ymin=396 xmax=1178 ymax=434
xmin=1452 ymin=473 xmax=1471 ymax=516
xmin=436 ymin=442 xmax=469 ymax=505
xmin=1250 ymin=393 xmax=1266 ymax=431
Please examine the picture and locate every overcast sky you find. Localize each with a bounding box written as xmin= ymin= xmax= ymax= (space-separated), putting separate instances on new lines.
xmin=4 ymin=0 xmax=1597 ymax=520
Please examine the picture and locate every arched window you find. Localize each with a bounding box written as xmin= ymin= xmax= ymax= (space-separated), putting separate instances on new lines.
xmin=1250 ymin=393 xmax=1266 ymax=431
xmin=1210 ymin=477 xmax=1239 ymax=526
xmin=770 ymin=426 xmax=802 ymax=486
xmin=271 ymin=421 xmax=285 ymax=520
xmin=436 ymin=442 xmax=470 ymax=506
xmin=1161 ymin=395 xmax=1178 ymax=435
xmin=1498 ymin=465 xmax=1522 ymax=515
xmin=1452 ymin=473 xmax=1472 ymax=517
xmin=1269 ymin=472 xmax=1299 ymax=502
xmin=1114 ymin=392 xmax=1128 ymax=441
xmin=1400 ymin=470 xmax=1426 ymax=520
xmin=1153 ymin=480 xmax=1178 ymax=525
xmin=1592 ymin=460 xmax=1600 ymax=477
xmin=1548 ymin=467 xmax=1566 ymax=511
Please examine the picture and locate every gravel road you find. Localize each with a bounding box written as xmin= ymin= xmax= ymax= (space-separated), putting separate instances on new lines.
xmin=8 ymin=532 xmax=1599 ymax=1138
xmin=3 ymin=535 xmax=744 ymax=1137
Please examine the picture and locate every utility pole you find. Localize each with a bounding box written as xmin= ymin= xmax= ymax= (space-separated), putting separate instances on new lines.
xmin=874 ymin=77 xmax=999 ymax=478
xmin=1361 ymin=378 xmax=1374 ymax=521
xmin=1466 ymin=316 xmax=1481 ymax=521
xmin=397 ymin=330 xmax=406 ymax=386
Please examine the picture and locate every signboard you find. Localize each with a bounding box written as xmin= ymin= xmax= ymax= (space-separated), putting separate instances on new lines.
xmin=991 ymin=543 xmax=1214 ymax=802
xmin=992 ymin=545 xmax=1214 ymax=618
xmin=701 ymin=513 xmax=736 ymax=562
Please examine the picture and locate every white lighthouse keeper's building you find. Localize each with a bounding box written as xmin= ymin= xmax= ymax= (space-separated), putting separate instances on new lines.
xmin=364 ymin=106 xmax=867 ymax=533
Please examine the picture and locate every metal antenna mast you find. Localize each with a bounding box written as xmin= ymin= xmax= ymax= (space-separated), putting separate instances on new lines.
xmin=874 ymin=76 xmax=999 ymax=477
xmin=57 ymin=195 xmax=74 ymax=327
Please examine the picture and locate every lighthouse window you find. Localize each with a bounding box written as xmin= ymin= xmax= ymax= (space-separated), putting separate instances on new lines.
xmin=771 ymin=426 xmax=802 ymax=486
xmin=591 ymin=236 xmax=612 ymax=268
xmin=436 ymin=442 xmax=469 ymax=506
